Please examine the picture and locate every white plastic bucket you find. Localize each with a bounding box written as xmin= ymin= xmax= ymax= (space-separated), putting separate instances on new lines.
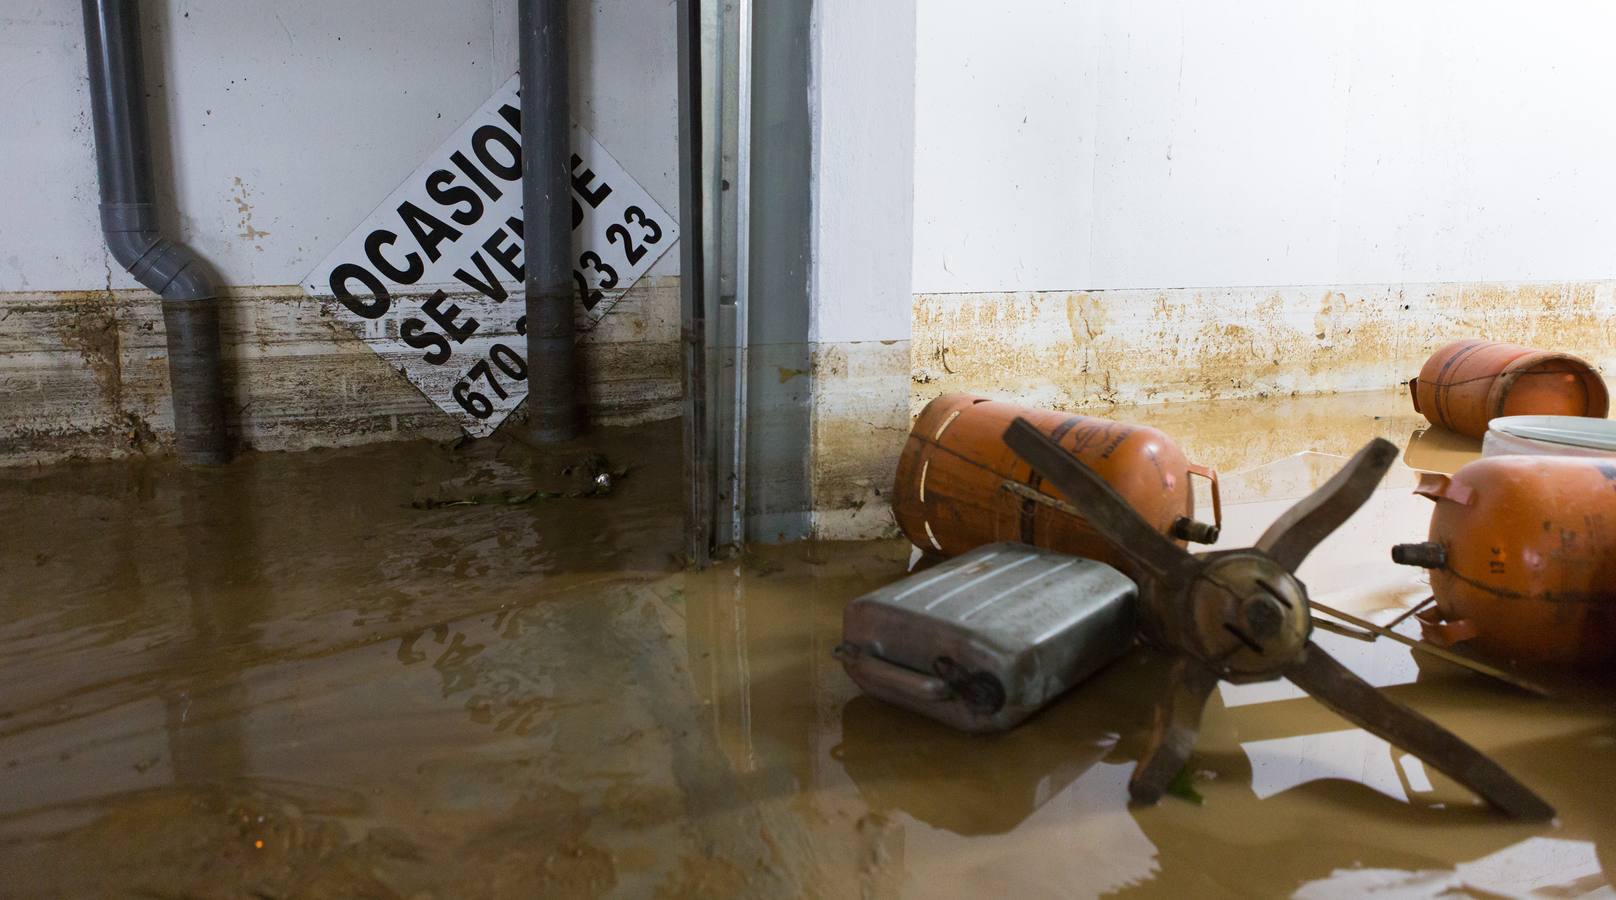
xmin=1482 ymin=415 xmax=1616 ymax=459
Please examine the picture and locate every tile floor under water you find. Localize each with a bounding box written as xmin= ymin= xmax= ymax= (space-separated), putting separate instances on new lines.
xmin=1 ymin=392 xmax=1613 ymax=898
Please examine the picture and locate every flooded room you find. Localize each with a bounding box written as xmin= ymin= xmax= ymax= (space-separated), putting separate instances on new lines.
xmin=3 ymin=1 xmax=1614 ymax=897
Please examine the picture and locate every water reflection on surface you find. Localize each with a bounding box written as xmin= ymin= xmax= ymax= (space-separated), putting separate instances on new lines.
xmin=2 ymin=396 xmax=1614 ymax=897
xmin=1297 ymin=836 xmax=1611 ymax=898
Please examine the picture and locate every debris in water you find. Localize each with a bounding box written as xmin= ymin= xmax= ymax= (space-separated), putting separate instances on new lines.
xmin=740 ymin=552 xmax=784 ymax=577
xmin=838 ymin=541 xmax=1136 ymax=732
xmin=1410 ymin=340 xmax=1609 ymax=439
xmin=410 ymin=489 xmax=559 ymax=510
xmin=1166 ymin=767 xmax=1204 ymax=806
xmin=892 ymin=394 xmax=1221 ymax=580
xmin=561 ymin=453 xmax=630 ymax=497
xmin=1002 ymin=420 xmax=1554 ymax=820
xmin=409 ymin=460 xmax=630 ymax=508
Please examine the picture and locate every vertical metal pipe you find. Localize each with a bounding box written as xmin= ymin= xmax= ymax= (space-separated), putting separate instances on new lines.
xmin=676 ymin=0 xmax=713 ymax=566
xmin=520 ymin=0 xmax=580 ymax=443
xmin=707 ymin=0 xmax=744 ymax=551
xmin=701 ymin=0 xmax=731 ymax=551
xmin=727 ymin=0 xmax=754 ymax=549
xmin=81 ymin=0 xmax=229 ymax=465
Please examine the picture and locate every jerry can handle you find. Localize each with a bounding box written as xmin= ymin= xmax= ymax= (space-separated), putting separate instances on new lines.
xmin=833 ymin=643 xmax=953 ymax=703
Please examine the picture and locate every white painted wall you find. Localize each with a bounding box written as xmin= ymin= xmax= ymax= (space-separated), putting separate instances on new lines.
xmin=808 ymin=0 xmax=917 ymax=540
xmin=811 ymin=0 xmax=916 ymax=345
xmin=914 ymin=0 xmax=1616 ymax=294
xmin=0 ymin=0 xmax=678 ymax=294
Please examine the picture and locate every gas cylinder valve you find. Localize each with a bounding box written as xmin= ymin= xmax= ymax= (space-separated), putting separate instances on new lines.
xmin=1391 ymin=541 xmax=1447 ymax=569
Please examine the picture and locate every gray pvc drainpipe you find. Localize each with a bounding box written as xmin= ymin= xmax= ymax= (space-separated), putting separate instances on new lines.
xmin=81 ymin=0 xmax=229 ymax=465
xmin=519 ymin=0 xmax=580 ymax=443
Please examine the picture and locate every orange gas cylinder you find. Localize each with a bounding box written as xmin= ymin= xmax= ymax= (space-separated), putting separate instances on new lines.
xmin=1393 ymin=455 xmax=1616 ymax=666
xmin=892 ymin=394 xmax=1221 ymax=578
xmin=1409 ymin=340 xmax=1609 ymax=439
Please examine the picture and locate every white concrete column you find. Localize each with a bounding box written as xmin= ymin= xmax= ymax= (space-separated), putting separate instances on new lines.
xmin=808 ymin=0 xmax=918 ymax=538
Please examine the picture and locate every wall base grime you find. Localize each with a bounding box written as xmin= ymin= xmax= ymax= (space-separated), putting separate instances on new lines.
xmin=0 ymin=277 xmax=680 ymax=466
xmin=809 ymin=339 xmax=911 ymax=541
xmin=798 ymin=281 xmax=1616 ymax=543
xmin=763 ymin=280 xmax=1616 ymax=543
xmin=913 ymin=282 xmax=1616 ymax=414
xmin=13 ymin=278 xmax=1610 ymax=548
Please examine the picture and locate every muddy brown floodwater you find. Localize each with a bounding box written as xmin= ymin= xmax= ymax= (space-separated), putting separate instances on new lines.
xmin=2 ymin=393 xmax=1614 ymax=898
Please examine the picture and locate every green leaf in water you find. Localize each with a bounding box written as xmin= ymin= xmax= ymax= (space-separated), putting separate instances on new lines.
xmin=1167 ymin=767 xmax=1204 ymax=806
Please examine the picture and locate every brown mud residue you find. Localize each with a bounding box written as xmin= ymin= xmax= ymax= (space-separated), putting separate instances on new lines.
xmin=233 ymin=175 xmax=272 ymax=249
xmin=55 ymin=296 xmax=123 ymax=408
xmin=1101 ymin=389 xmax=1428 ymax=481
xmin=463 ymin=785 xmax=619 ymax=898
xmin=48 ymin=296 xmax=164 ymax=453
xmin=1065 ymin=291 xmax=1110 ymax=343
xmin=602 ymin=782 xmax=685 ymax=830
xmin=810 ymin=341 xmax=911 ymax=538
xmin=914 ymin=281 xmax=1616 ymax=416
xmin=0 ymin=782 xmax=395 ymax=899
xmin=4 ymin=408 xmax=1616 ymax=896
xmin=0 ymin=282 xmax=684 ymax=466
xmin=654 ymin=852 xmax=749 ymax=899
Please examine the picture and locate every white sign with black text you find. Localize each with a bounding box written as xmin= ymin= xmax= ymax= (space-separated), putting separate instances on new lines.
xmin=303 ymin=73 xmax=677 ymax=437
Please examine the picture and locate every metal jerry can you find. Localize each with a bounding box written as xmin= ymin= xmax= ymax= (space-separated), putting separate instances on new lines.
xmin=835 ymin=542 xmax=1138 ymax=732
xmin=892 ymin=394 xmax=1220 ymax=580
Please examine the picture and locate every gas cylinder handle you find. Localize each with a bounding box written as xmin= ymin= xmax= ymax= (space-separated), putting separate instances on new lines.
xmin=1414 ymin=608 xmax=1481 ymax=648
xmin=1185 ymin=463 xmax=1222 ymax=535
xmin=1414 ymin=472 xmax=1473 ymax=505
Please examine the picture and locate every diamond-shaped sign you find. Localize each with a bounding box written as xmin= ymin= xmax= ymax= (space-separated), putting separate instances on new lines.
xmin=304 ymin=74 xmax=677 ymax=436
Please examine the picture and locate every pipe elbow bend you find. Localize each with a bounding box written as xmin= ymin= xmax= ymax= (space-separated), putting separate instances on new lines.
xmin=100 ymin=203 xmax=215 ymax=303
xmin=156 ymin=249 xmax=215 ymax=303
xmin=102 ymin=226 xmax=158 ymax=275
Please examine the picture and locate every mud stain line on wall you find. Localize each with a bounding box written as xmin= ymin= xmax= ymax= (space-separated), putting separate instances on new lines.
xmin=54 ymin=297 xmax=122 ymax=410
xmin=0 ymin=277 xmax=683 ymax=466
xmin=913 ymin=281 xmax=1616 ymax=416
